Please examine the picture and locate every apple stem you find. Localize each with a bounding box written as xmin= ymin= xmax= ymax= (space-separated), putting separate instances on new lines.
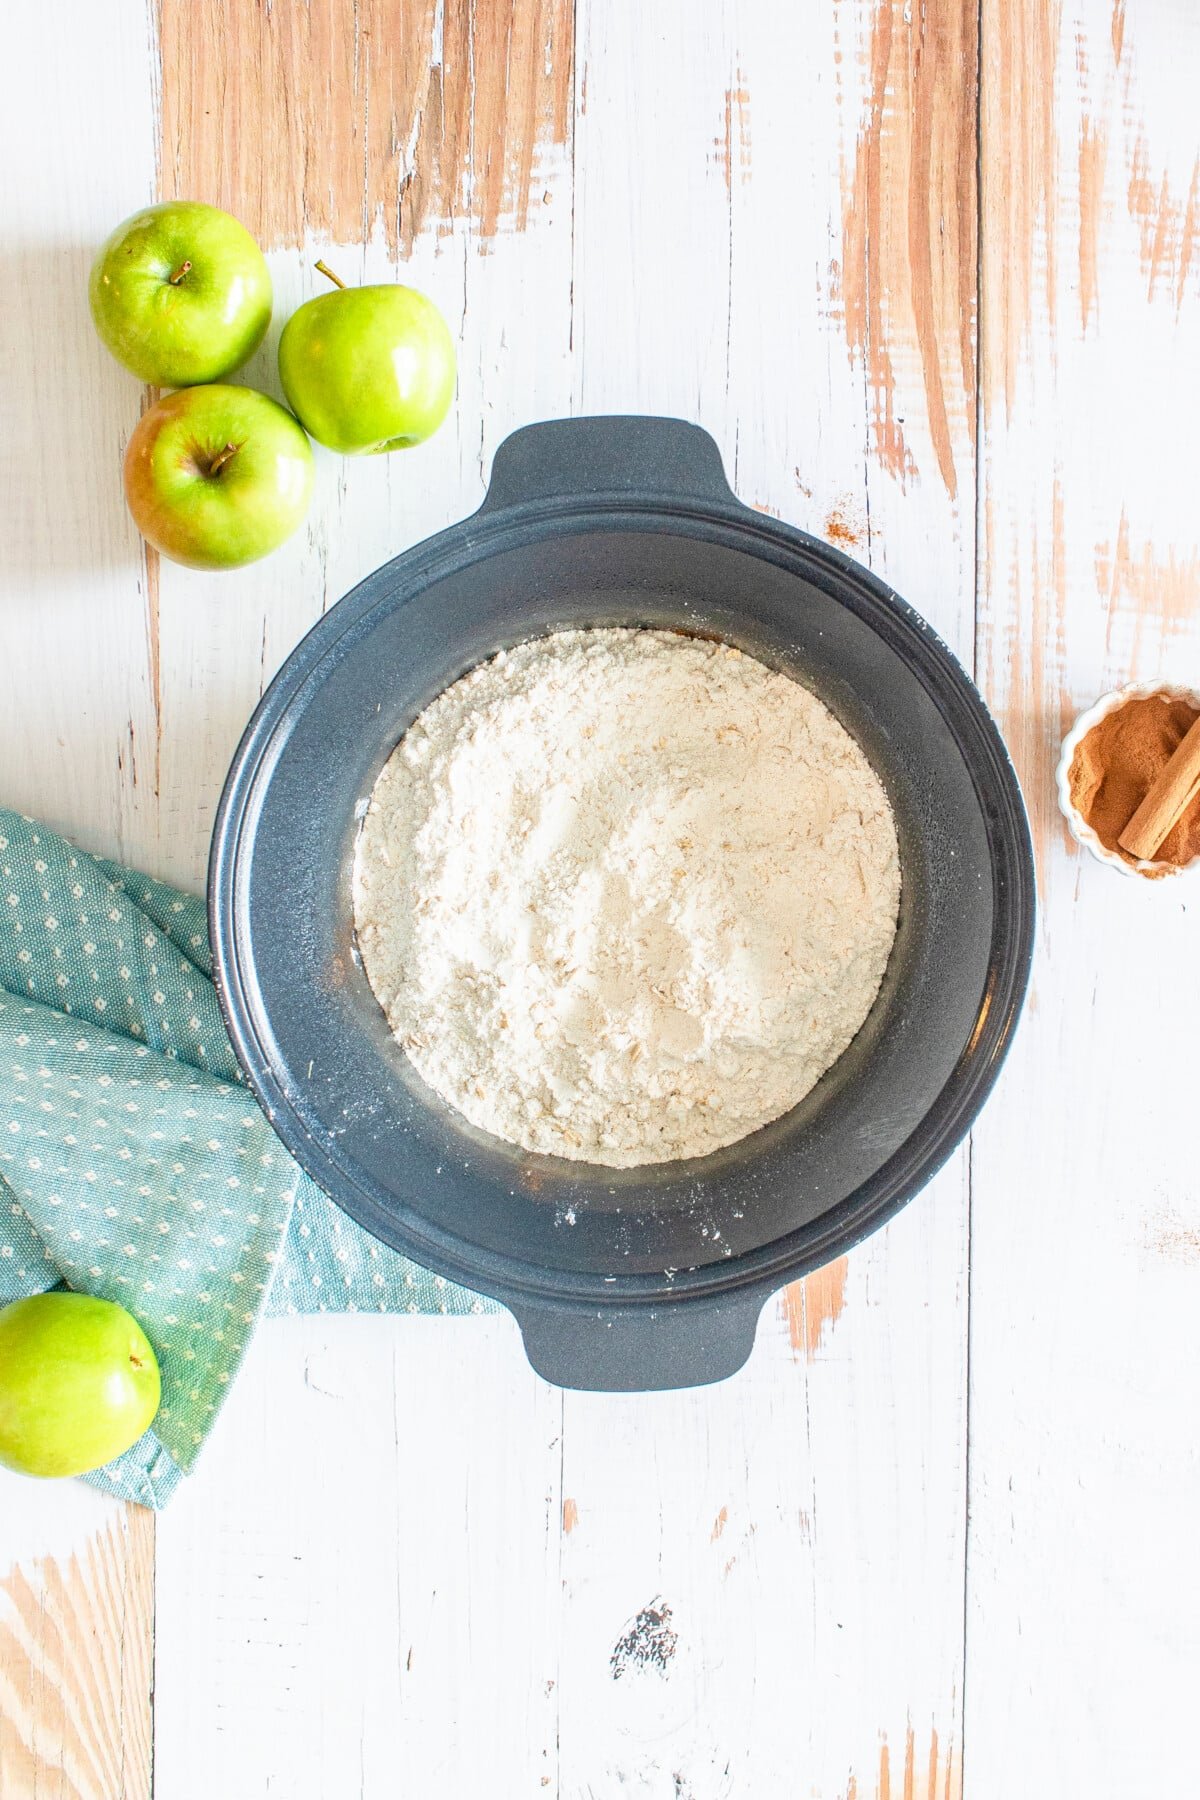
xmin=168 ymin=259 xmax=192 ymax=285
xmin=314 ymin=259 xmax=348 ymax=291
xmin=207 ymin=442 xmax=239 ymax=477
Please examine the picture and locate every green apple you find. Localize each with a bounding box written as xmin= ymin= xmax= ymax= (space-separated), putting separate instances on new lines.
xmin=124 ymin=384 xmax=314 ymax=570
xmin=0 ymin=1293 xmax=161 ymax=1478
xmin=278 ymin=263 xmax=456 ymax=454
xmin=89 ymin=201 xmax=272 ymax=387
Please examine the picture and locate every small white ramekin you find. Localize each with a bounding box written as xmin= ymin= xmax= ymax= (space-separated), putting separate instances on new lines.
xmin=1056 ymin=682 xmax=1200 ymax=878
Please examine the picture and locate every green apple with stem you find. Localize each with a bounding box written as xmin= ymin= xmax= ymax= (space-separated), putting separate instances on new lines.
xmin=278 ymin=261 xmax=456 ymax=454
xmin=89 ymin=201 xmax=272 ymax=387
xmin=124 ymin=384 xmax=314 ymax=570
xmin=0 ymin=1292 xmax=161 ymax=1478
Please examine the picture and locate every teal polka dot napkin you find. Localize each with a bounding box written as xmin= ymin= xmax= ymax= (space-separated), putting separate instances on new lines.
xmin=0 ymin=810 xmax=493 ymax=1508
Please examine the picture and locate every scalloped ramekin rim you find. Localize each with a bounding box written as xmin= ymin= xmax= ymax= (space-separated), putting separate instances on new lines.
xmin=1056 ymin=681 xmax=1200 ymax=879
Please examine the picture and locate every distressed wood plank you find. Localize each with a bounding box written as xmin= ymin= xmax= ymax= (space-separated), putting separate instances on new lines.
xmin=0 ymin=7 xmax=160 ymax=1796
xmin=556 ymin=1171 xmax=966 ymax=1798
xmin=158 ymin=0 xmax=573 ymax=254
xmin=153 ymin=1316 xmax=564 ymax=1799
xmin=151 ymin=4 xmax=579 ymax=1796
xmin=0 ymin=1474 xmax=153 ymax=1800
xmin=971 ymin=1 xmax=1200 ymax=1794
xmin=148 ymin=0 xmax=577 ymax=892
xmin=559 ymin=1 xmax=975 ymax=1791
xmin=0 ymin=5 xmax=160 ymax=870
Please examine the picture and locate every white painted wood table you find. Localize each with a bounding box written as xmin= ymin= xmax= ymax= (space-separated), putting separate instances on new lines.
xmin=2 ymin=2 xmax=1198 ymax=1795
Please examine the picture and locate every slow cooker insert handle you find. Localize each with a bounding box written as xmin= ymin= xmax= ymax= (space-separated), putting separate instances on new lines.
xmin=480 ymin=414 xmax=738 ymax=514
xmin=513 ymin=1293 xmax=762 ymax=1393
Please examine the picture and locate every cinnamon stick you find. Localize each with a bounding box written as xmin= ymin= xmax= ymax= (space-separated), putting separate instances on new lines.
xmin=1117 ymin=714 xmax=1200 ymax=861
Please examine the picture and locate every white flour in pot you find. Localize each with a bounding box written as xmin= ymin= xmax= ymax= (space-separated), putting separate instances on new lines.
xmin=353 ymin=628 xmax=900 ymax=1167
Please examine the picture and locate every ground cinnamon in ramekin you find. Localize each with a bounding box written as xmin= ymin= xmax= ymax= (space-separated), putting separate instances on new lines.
xmin=1068 ymin=691 xmax=1200 ymax=873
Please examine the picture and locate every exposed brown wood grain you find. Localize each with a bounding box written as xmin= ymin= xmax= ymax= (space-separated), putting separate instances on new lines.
xmin=839 ymin=0 xmax=978 ymax=497
xmin=987 ymin=0 xmax=1196 ymax=416
xmin=715 ymin=73 xmax=752 ymax=194
xmin=779 ymin=1256 xmax=850 ymax=1361
xmin=844 ymin=1728 xmax=961 ymax=1800
xmin=980 ymin=0 xmax=1060 ymax=421
xmin=1125 ymin=138 xmax=1198 ymax=309
xmin=157 ymin=0 xmax=573 ymax=254
xmin=1095 ymin=515 xmax=1200 ymax=667
xmin=977 ymin=0 xmax=1064 ymax=876
xmin=0 ymin=1509 xmax=154 ymax=1800
xmin=1110 ymin=0 xmax=1125 ymax=66
xmin=981 ymin=473 xmax=1073 ymax=874
xmin=1077 ymin=111 xmax=1106 ymax=332
xmin=981 ymin=0 xmax=1200 ymax=883
xmin=971 ymin=1 xmax=1200 ymax=1778
xmin=141 ymin=546 xmax=162 ymax=800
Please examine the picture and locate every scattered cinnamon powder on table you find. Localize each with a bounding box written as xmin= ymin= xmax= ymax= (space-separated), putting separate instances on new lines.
xmin=1069 ymin=691 xmax=1200 ymax=874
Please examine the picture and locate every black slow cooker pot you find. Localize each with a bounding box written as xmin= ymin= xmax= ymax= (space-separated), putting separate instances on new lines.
xmin=210 ymin=416 xmax=1034 ymax=1391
